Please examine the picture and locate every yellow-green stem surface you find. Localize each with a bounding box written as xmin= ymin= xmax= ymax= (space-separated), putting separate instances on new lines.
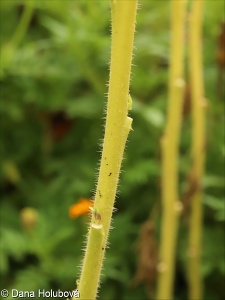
xmin=156 ymin=1 xmax=187 ymax=299
xmin=76 ymin=1 xmax=137 ymax=299
xmin=0 ymin=0 xmax=33 ymax=76
xmin=188 ymin=1 xmax=205 ymax=299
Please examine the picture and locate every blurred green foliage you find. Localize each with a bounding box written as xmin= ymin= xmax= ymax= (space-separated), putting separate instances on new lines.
xmin=0 ymin=1 xmax=224 ymax=299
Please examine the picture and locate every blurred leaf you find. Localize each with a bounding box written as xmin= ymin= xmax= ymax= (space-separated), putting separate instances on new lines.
xmin=0 ymin=227 xmax=28 ymax=270
xmin=3 ymin=160 xmax=21 ymax=184
xmin=203 ymin=176 xmax=225 ymax=188
xmin=202 ymin=227 xmax=225 ymax=276
xmin=65 ymin=95 xmax=102 ymax=118
xmin=133 ymin=100 xmax=164 ymax=128
xmin=124 ymin=160 xmax=159 ymax=185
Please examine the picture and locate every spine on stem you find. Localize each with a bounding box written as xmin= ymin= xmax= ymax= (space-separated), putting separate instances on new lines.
xmin=74 ymin=1 xmax=138 ymax=299
xmin=156 ymin=1 xmax=187 ymax=299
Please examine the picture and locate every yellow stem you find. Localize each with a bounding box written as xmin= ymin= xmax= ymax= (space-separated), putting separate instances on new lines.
xmin=75 ymin=1 xmax=137 ymax=299
xmin=188 ymin=1 xmax=206 ymax=299
xmin=156 ymin=1 xmax=187 ymax=299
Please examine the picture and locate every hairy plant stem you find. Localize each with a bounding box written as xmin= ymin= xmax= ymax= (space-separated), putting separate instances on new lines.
xmin=188 ymin=1 xmax=206 ymax=299
xmin=156 ymin=1 xmax=187 ymax=299
xmin=75 ymin=1 xmax=138 ymax=299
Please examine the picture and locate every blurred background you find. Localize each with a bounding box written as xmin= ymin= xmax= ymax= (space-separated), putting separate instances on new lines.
xmin=0 ymin=1 xmax=224 ymax=299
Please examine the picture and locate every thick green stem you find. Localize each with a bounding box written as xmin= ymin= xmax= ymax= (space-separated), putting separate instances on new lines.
xmin=156 ymin=1 xmax=187 ymax=299
xmin=188 ymin=1 xmax=205 ymax=299
xmin=75 ymin=1 xmax=137 ymax=299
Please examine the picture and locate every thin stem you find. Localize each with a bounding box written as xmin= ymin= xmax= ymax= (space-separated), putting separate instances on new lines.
xmin=0 ymin=0 xmax=34 ymax=76
xmin=11 ymin=0 xmax=34 ymax=47
xmin=188 ymin=1 xmax=206 ymax=299
xmin=156 ymin=1 xmax=187 ymax=299
xmin=75 ymin=1 xmax=138 ymax=299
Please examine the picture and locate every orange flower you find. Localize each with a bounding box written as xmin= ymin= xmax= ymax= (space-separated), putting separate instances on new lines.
xmin=69 ymin=198 xmax=93 ymax=218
